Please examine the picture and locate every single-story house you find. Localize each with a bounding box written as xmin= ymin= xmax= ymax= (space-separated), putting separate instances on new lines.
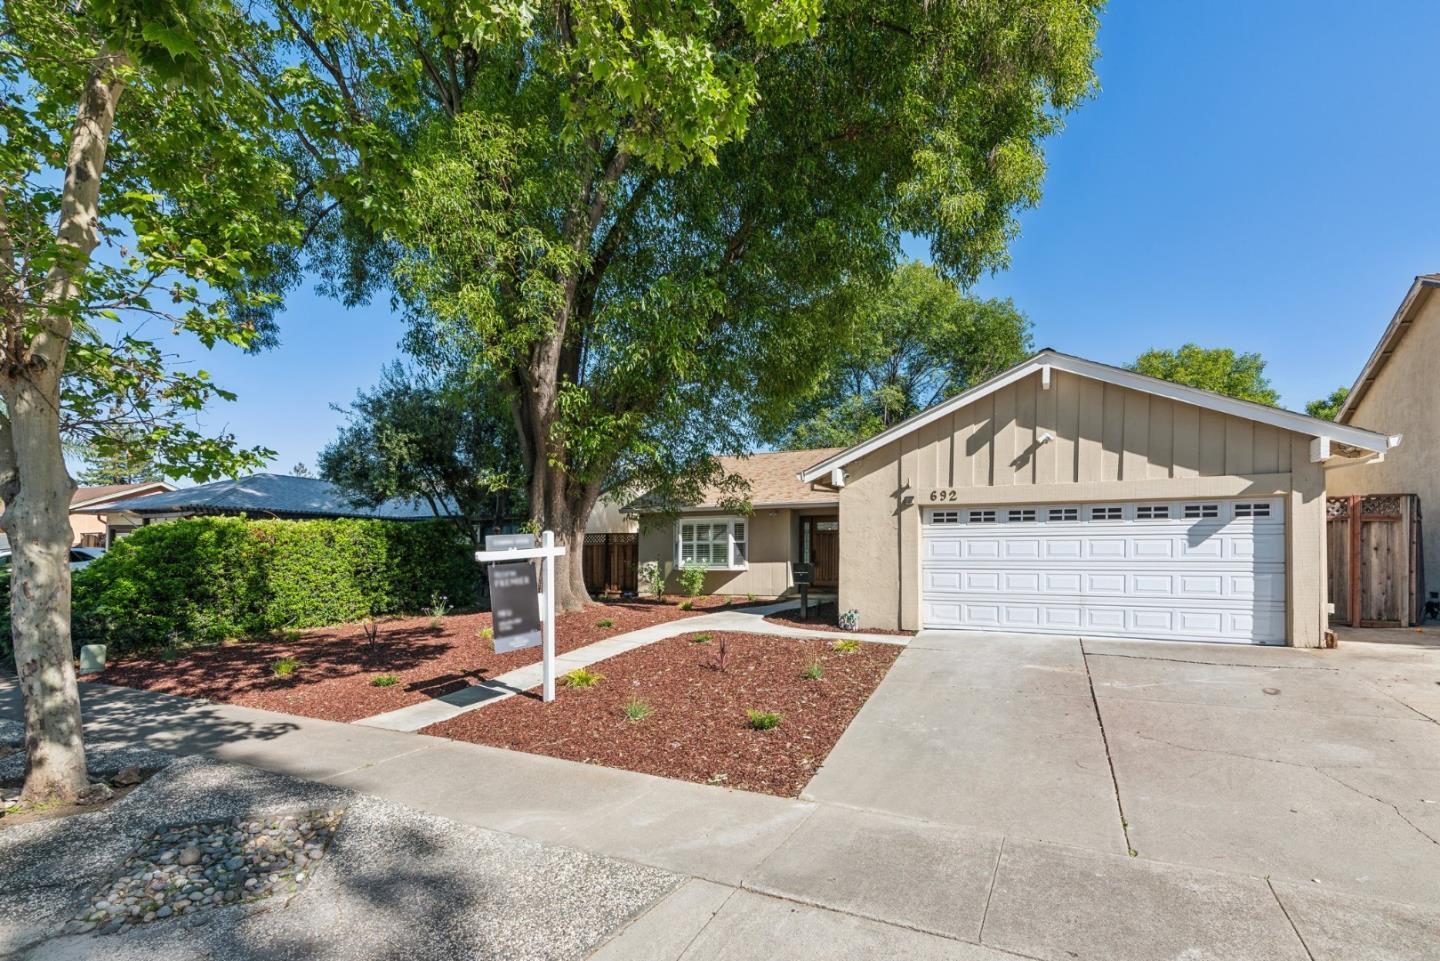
xmin=1328 ymin=274 xmax=1440 ymax=582
xmin=69 ymin=482 xmax=176 ymax=547
xmin=633 ymin=349 xmax=1397 ymax=647
xmin=75 ymin=473 xmax=454 ymax=544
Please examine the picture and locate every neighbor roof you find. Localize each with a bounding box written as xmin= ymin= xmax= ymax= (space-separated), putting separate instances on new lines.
xmin=1337 ymin=274 xmax=1440 ymax=423
xmin=799 ymin=349 xmax=1397 ymax=484
xmin=71 ymin=481 xmax=175 ymax=509
xmin=628 ymin=448 xmax=844 ymax=513
xmin=75 ymin=473 xmax=451 ymax=521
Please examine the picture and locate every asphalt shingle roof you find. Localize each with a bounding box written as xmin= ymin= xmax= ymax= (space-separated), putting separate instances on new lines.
xmin=627 ymin=448 xmax=843 ymax=512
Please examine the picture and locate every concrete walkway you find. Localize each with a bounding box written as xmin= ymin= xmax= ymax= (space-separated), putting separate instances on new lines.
xmin=3 ymin=626 xmax=1438 ymax=960
xmin=356 ymin=598 xmax=897 ymax=732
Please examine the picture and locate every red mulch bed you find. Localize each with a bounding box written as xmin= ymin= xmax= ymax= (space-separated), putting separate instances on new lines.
xmin=764 ymin=600 xmax=916 ymax=636
xmin=420 ymin=630 xmax=902 ymax=797
xmin=95 ymin=598 xmax=722 ymax=723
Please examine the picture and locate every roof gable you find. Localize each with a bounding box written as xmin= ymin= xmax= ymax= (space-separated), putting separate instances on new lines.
xmin=799 ymin=349 xmax=1395 ymax=484
xmin=1338 ymin=274 xmax=1440 ymax=423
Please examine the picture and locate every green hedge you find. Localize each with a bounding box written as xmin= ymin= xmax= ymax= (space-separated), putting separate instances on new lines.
xmin=59 ymin=516 xmax=478 ymax=653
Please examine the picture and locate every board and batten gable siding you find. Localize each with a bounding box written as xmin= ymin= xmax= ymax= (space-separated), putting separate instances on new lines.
xmin=838 ymin=369 xmax=1328 ymax=646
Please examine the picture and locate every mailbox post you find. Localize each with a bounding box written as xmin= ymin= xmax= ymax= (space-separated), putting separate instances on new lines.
xmin=792 ymin=562 xmax=814 ymax=620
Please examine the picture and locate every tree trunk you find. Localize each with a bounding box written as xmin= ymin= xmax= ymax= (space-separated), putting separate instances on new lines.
xmin=0 ymin=48 xmax=127 ymax=802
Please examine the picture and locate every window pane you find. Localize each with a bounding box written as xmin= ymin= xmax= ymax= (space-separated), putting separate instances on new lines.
xmin=733 ymin=540 xmax=746 ymax=565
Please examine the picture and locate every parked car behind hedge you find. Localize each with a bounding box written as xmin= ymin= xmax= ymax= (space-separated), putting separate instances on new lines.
xmin=66 ymin=516 xmax=478 ymax=655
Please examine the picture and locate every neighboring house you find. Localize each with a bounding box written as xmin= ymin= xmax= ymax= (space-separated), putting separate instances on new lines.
xmin=1329 ymin=274 xmax=1440 ymax=584
xmin=635 ymin=349 xmax=1395 ymax=647
xmin=68 ymin=482 xmax=176 ymax=547
xmin=74 ymin=473 xmax=454 ymax=544
xmin=586 ymin=492 xmax=639 ymax=534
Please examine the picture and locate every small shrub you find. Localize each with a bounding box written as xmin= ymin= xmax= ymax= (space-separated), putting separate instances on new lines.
xmin=370 ymin=673 xmax=400 ymax=687
xmin=746 ymin=592 xmax=757 ymax=603
xmin=678 ymin=600 xmax=693 ymax=611
xmin=802 ymin=661 xmax=824 ymax=680
xmin=837 ymin=609 xmax=861 ymax=631
xmin=676 ymin=565 xmax=705 ymax=598
xmin=427 ymin=592 xmax=450 ymax=629
xmin=596 ymin=618 xmax=614 ymax=628
xmin=746 ymin=709 xmax=782 ymax=731
xmin=281 ymin=627 xmax=304 ymax=643
xmin=359 ymin=617 xmax=385 ymax=659
xmin=830 ymin=638 xmax=862 ymax=654
xmin=690 ymin=632 xmax=712 ymax=644
xmin=638 ymin=560 xmax=664 ymax=597
xmin=272 ymin=656 xmax=301 ymax=678
xmin=160 ymin=645 xmax=180 ymax=664
xmin=714 ymin=634 xmax=732 ymax=672
xmin=623 ymin=697 xmax=653 ymax=722
xmin=562 ymin=667 xmax=604 ymax=689
xmin=477 ymin=626 xmax=494 ymax=640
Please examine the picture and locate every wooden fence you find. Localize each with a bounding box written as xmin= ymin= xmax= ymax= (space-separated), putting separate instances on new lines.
xmin=583 ymin=532 xmax=639 ymax=595
xmin=1326 ymin=494 xmax=1424 ymax=627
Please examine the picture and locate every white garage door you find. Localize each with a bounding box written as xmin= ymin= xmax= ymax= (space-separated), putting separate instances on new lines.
xmin=921 ymin=499 xmax=1286 ymax=644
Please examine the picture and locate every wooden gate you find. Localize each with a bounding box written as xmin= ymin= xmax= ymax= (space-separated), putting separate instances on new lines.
xmin=583 ymin=532 xmax=638 ymax=595
xmin=1327 ymin=494 xmax=1424 ymax=627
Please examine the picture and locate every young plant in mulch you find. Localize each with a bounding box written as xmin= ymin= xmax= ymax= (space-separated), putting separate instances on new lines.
xmin=596 ymin=618 xmax=614 ymax=628
xmin=677 ymin=600 xmax=694 ymax=611
xmin=359 ymin=617 xmax=387 ymax=663
xmin=802 ymin=661 xmax=824 ymax=680
xmin=689 ymin=632 xmax=712 ymax=644
xmin=677 ymin=565 xmax=706 ymax=597
xmin=477 ymin=626 xmax=494 ymax=641
xmin=623 ymin=697 xmax=654 ymax=722
xmin=272 ymin=656 xmax=301 ymax=678
xmin=427 ymin=592 xmax=450 ymax=630
xmin=746 ymin=709 xmax=782 ymax=731
xmin=712 ymin=634 xmax=732 ymax=672
xmin=830 ymin=638 xmax=862 ymax=655
xmin=562 ymin=668 xmax=604 ymax=689
xmin=370 ymin=673 xmax=400 ymax=688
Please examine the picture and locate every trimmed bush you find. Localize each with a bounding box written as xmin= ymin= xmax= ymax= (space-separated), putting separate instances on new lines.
xmin=67 ymin=516 xmax=478 ymax=654
xmin=676 ymin=565 xmax=706 ymax=597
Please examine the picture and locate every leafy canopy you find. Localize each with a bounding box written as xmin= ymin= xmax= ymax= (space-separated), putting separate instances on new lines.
xmin=1129 ymin=344 xmax=1280 ymax=407
xmin=1305 ymin=386 xmax=1350 ymax=421
xmin=1 ymin=0 xmax=299 ymax=480
xmin=765 ymin=261 xmax=1033 ymax=449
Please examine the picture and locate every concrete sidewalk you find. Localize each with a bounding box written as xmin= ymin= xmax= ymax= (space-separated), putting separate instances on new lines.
xmin=356 ymin=598 xmax=897 ymax=732
xmin=3 ymin=626 xmax=1438 ymax=961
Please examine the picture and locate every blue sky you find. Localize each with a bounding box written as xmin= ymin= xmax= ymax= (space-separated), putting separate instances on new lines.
xmin=162 ymin=0 xmax=1440 ymax=474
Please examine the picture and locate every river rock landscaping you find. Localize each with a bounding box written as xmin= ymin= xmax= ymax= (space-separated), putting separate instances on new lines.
xmin=67 ymin=810 xmax=343 ymax=935
xmin=763 ymin=600 xmax=916 ymax=636
xmin=93 ymin=598 xmax=733 ymax=723
xmin=421 ymin=631 xmax=902 ymax=797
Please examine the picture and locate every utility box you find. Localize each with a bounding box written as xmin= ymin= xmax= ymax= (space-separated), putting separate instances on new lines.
xmin=79 ymin=644 xmax=107 ymax=674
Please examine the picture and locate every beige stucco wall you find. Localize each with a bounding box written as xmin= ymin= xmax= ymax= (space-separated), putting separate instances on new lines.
xmin=585 ymin=493 xmax=639 ymax=534
xmin=1329 ymin=291 xmax=1440 ymax=586
xmin=637 ymin=509 xmax=796 ymax=596
xmin=838 ymin=369 xmax=1329 ymax=646
xmin=69 ymin=511 xmax=107 ymax=546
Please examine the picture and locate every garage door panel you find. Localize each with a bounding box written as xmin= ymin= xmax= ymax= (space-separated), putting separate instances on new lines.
xmin=921 ymin=498 xmax=1286 ymax=645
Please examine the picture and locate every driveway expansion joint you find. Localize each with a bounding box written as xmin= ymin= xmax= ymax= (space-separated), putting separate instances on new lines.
xmin=1081 ymin=640 xmax=1136 ymax=856
xmin=1267 ymin=878 xmax=1318 ymax=961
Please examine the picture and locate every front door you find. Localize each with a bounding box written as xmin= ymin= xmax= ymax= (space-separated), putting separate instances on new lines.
xmin=802 ymin=516 xmax=840 ymax=588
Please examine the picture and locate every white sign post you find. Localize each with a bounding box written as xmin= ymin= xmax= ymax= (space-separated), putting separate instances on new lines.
xmin=475 ymin=530 xmax=567 ymax=702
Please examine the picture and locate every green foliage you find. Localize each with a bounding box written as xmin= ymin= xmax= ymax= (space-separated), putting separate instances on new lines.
xmin=678 ymin=600 xmax=694 ymax=611
xmin=370 ymin=673 xmax=400 ymax=687
xmin=802 ymin=661 xmax=824 ymax=680
xmin=767 ymin=262 xmax=1033 ymax=448
xmin=690 ymin=632 xmax=712 ymax=644
xmin=271 ymin=656 xmax=301 ymax=678
xmin=1129 ymin=345 xmax=1280 ymax=406
xmin=477 ymin=626 xmax=494 ymax=640
xmin=639 ymin=561 xmax=665 ymax=597
xmin=1306 ymin=386 xmax=1350 ymax=421
xmin=320 ymin=363 xmax=522 ymax=534
xmin=677 ymin=566 xmax=706 ymax=598
xmin=623 ymin=697 xmax=654 ymax=722
xmin=746 ymin=709 xmax=782 ymax=730
xmin=69 ymin=517 xmax=478 ymax=653
xmin=830 ymin=638 xmax=862 ymax=654
xmin=596 ymin=618 xmax=614 ymax=628
xmin=562 ymin=667 xmax=604 ymax=689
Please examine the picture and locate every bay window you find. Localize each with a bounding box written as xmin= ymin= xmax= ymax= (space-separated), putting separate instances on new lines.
xmin=676 ymin=517 xmax=748 ymax=570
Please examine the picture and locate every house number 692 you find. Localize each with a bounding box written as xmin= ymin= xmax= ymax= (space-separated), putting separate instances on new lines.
xmin=929 ymin=489 xmax=959 ymax=502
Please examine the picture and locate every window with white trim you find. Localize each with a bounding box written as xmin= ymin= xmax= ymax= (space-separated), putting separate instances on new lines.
xmin=930 ymin=510 xmax=961 ymax=524
xmin=1048 ymin=507 xmax=1079 ymax=522
xmin=1183 ymin=503 xmax=1220 ymax=519
xmin=677 ymin=518 xmax=749 ymax=569
xmin=1136 ymin=505 xmax=1170 ymax=520
xmin=1233 ymin=502 xmax=1271 ymax=518
xmin=1090 ymin=506 xmax=1123 ymax=521
xmin=1007 ymin=508 xmax=1037 ymax=523
xmin=968 ymin=509 xmax=997 ymax=523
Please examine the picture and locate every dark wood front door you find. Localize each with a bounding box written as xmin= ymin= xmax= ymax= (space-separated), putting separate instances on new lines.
xmin=802 ymin=516 xmax=840 ymax=588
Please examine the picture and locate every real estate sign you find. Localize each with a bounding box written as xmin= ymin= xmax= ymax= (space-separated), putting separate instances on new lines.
xmin=488 ymin=561 xmax=542 ymax=653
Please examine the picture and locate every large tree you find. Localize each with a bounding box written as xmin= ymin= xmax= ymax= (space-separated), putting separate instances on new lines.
xmin=1305 ymin=386 xmax=1349 ymax=421
xmin=320 ymin=362 xmax=522 ymax=537
xmin=766 ymin=261 xmax=1032 ymax=449
xmin=2 ymin=0 xmax=295 ymax=800
xmin=276 ymin=0 xmax=1102 ymax=609
xmin=1130 ymin=344 xmax=1281 ymax=406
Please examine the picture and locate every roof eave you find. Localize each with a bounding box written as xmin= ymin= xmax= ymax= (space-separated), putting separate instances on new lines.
xmin=1336 ymin=275 xmax=1440 ymax=423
